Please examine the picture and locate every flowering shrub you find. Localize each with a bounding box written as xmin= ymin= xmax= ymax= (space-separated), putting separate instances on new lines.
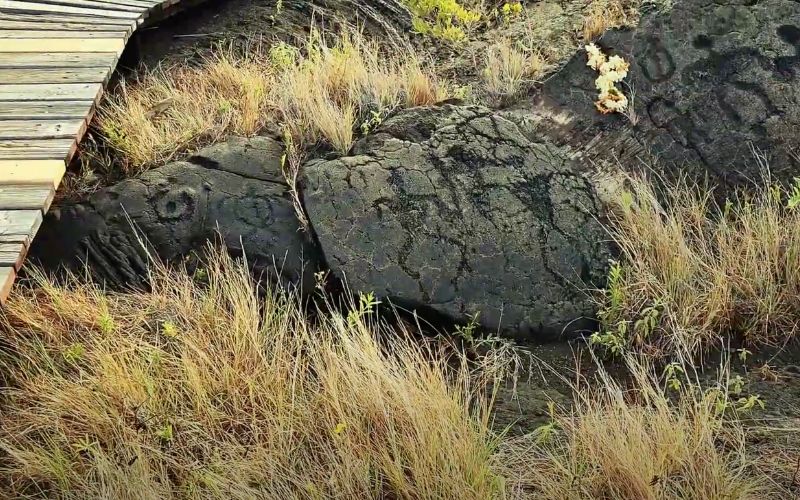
xmin=405 ymin=0 xmax=481 ymax=41
xmin=585 ymin=43 xmax=629 ymax=114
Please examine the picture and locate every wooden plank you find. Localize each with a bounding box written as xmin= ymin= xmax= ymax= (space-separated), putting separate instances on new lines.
xmin=0 ymin=101 xmax=93 ymax=120
xmin=0 ymin=242 xmax=27 ymax=270
xmin=0 ymin=11 xmax=137 ymax=27
xmin=0 ymin=52 xmax=118 ymax=68
xmin=100 ymin=0 xmax=162 ymax=7
xmin=0 ymin=38 xmax=126 ymax=53
xmin=0 ymin=67 xmax=110 ymax=84
xmin=0 ymin=160 xmax=66 ymax=187
xmin=0 ymin=19 xmax=133 ymax=31
xmin=0 ymin=184 xmax=55 ymax=211
xmin=0 ymin=266 xmax=16 ymax=304
xmin=0 ymin=30 xmax=129 ymax=38
xmin=0 ymin=1 xmax=143 ymax=20
xmin=0 ymin=209 xmax=43 ymax=240
xmin=0 ymin=139 xmax=74 ymax=161
xmin=0 ymin=120 xmax=86 ymax=140
xmin=0 ymin=83 xmax=102 ymax=101
xmin=29 ymin=0 xmax=148 ymax=13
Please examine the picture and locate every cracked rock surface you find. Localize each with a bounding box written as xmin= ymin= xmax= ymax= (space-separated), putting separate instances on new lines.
xmin=30 ymin=136 xmax=318 ymax=290
xmin=528 ymin=0 xmax=800 ymax=188
xmin=303 ymin=104 xmax=611 ymax=340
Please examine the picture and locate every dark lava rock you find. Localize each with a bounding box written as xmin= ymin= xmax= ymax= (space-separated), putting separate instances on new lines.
xmin=303 ymin=105 xmax=611 ymax=340
xmin=529 ymin=0 xmax=800 ymax=188
xmin=30 ymin=137 xmax=318 ymax=290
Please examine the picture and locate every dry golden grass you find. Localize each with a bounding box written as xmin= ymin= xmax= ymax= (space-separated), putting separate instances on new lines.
xmin=501 ymin=356 xmax=768 ymax=499
xmin=482 ymin=39 xmax=548 ymax=99
xmin=99 ymin=49 xmax=270 ymax=171
xmin=596 ymin=172 xmax=800 ymax=357
xmin=0 ymin=249 xmax=507 ymax=499
xmin=581 ymin=0 xmax=639 ymax=41
xmin=97 ymin=30 xmax=448 ymax=176
xmin=0 ymin=251 xmax=777 ymax=498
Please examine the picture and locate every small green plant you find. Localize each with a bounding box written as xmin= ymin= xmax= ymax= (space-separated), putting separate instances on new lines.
xmin=633 ymin=301 xmax=661 ymax=344
xmin=601 ymin=260 xmax=625 ymax=323
xmin=663 ymin=362 xmax=684 ymax=391
xmin=62 ymin=343 xmax=85 ymax=364
xmin=98 ymin=311 xmax=115 ymax=335
xmin=269 ymin=42 xmax=298 ymax=71
xmin=531 ymin=402 xmax=559 ymax=445
xmin=161 ymin=320 xmax=179 ymax=339
xmin=156 ymin=423 xmax=174 ymax=444
xmin=454 ymin=312 xmax=480 ymax=343
xmin=708 ymin=388 xmax=731 ymax=416
xmin=730 ymin=374 xmax=745 ymax=396
xmin=501 ymin=1 xmax=523 ymax=19
xmin=360 ymin=109 xmax=384 ymax=135
xmin=736 ymin=348 xmax=753 ymax=363
xmin=405 ymin=0 xmax=481 ymax=42
xmin=217 ymin=99 xmax=233 ymax=115
xmin=787 ymin=178 xmax=800 ymax=209
xmin=590 ymin=322 xmax=627 ymax=357
xmin=71 ymin=436 xmax=99 ymax=458
xmin=347 ymin=292 xmax=381 ymax=327
xmin=451 ymin=84 xmax=472 ymax=100
xmin=735 ymin=394 xmax=765 ymax=412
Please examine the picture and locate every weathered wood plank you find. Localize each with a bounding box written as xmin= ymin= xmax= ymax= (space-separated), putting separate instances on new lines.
xmin=0 ymin=101 xmax=93 ymax=120
xmin=0 ymin=83 xmax=102 ymax=101
xmin=0 ymin=266 xmax=16 ymax=304
xmin=0 ymin=242 xmax=27 ymax=270
xmin=0 ymin=209 xmax=43 ymax=240
xmin=0 ymin=29 xmax=129 ymax=38
xmin=30 ymin=0 xmax=147 ymax=13
xmin=0 ymin=1 xmax=143 ymax=20
xmin=0 ymin=67 xmax=110 ymax=84
xmin=0 ymin=52 xmax=117 ymax=68
xmin=0 ymin=18 xmax=132 ymax=31
xmin=0 ymin=184 xmax=55 ymax=211
xmin=100 ymin=0 xmax=162 ymax=7
xmin=0 ymin=160 xmax=66 ymax=187
xmin=0 ymin=38 xmax=126 ymax=53
xmin=0 ymin=11 xmax=137 ymax=27
xmin=0 ymin=120 xmax=86 ymax=140
xmin=0 ymin=139 xmax=74 ymax=161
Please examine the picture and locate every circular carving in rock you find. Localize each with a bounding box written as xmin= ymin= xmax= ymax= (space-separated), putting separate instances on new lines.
xmin=532 ymin=0 xmax=800 ymax=189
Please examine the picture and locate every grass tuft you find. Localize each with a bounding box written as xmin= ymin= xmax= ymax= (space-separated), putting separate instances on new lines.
xmin=0 ymin=248 xmax=506 ymax=498
xmin=501 ymin=355 xmax=767 ymax=499
xmin=482 ymin=39 xmax=548 ymax=100
xmin=97 ymin=29 xmax=447 ymax=176
xmin=594 ymin=172 xmax=800 ymax=358
xmin=581 ymin=0 xmax=639 ymax=41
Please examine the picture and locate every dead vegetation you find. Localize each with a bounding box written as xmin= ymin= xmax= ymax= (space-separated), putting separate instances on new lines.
xmin=92 ymin=0 xmax=650 ymax=179
xmin=97 ymin=29 xmax=447 ymax=176
xmin=0 ymin=249 xmax=508 ymax=499
xmin=501 ymin=355 xmax=773 ymax=499
xmin=581 ymin=0 xmax=640 ymax=41
xmin=0 ymin=248 xmax=783 ymax=498
xmin=594 ymin=171 xmax=800 ymax=358
xmin=482 ymin=39 xmax=548 ymax=101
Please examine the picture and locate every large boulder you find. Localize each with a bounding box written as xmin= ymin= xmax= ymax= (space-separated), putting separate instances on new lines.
xmin=303 ymin=105 xmax=611 ymax=340
xmin=30 ymin=137 xmax=318 ymax=290
xmin=527 ymin=0 xmax=800 ymax=188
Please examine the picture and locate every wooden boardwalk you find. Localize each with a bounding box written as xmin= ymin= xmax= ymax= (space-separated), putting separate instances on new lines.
xmin=0 ymin=0 xmax=200 ymax=302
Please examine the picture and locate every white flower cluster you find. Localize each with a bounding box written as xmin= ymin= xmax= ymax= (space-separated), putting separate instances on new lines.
xmin=585 ymin=43 xmax=630 ymax=114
